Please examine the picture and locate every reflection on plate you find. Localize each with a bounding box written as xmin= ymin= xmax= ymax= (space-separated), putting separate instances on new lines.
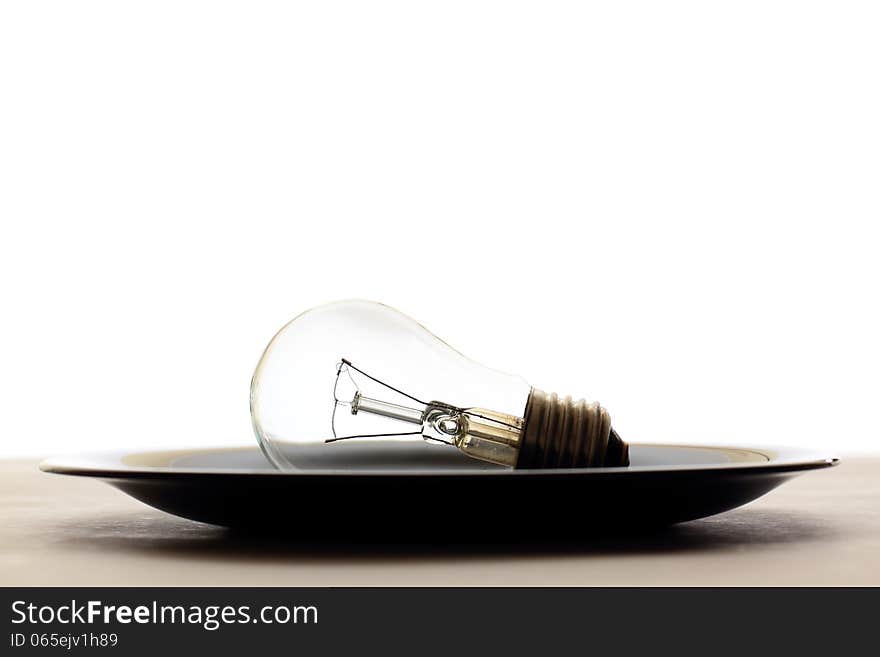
xmin=41 ymin=444 xmax=837 ymax=534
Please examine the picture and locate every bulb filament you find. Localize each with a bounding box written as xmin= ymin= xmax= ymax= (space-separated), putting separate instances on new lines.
xmin=327 ymin=359 xmax=524 ymax=466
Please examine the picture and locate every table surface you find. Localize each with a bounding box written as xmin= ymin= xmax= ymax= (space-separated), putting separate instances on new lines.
xmin=1 ymin=457 xmax=878 ymax=586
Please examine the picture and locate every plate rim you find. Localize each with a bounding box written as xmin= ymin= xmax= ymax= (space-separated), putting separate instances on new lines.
xmin=39 ymin=443 xmax=840 ymax=480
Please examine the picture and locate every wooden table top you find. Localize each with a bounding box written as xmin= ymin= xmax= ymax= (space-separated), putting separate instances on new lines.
xmin=1 ymin=457 xmax=878 ymax=586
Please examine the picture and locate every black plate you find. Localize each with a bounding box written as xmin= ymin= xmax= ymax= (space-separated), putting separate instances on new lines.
xmin=40 ymin=444 xmax=837 ymax=536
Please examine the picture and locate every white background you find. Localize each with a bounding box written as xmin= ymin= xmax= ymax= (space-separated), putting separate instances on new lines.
xmin=1 ymin=1 xmax=877 ymax=458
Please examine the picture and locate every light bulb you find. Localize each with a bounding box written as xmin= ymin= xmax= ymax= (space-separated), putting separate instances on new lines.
xmin=250 ymin=300 xmax=628 ymax=471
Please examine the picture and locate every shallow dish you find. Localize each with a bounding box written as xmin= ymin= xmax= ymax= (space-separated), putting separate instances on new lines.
xmin=40 ymin=444 xmax=837 ymax=534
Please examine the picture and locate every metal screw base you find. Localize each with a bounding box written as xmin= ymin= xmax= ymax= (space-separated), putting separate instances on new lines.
xmin=516 ymin=389 xmax=629 ymax=468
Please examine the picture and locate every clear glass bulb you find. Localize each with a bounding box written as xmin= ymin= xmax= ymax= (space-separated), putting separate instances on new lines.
xmin=250 ymin=300 xmax=628 ymax=471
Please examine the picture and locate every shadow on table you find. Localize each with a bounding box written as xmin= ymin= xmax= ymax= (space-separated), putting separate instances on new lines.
xmin=52 ymin=507 xmax=835 ymax=563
